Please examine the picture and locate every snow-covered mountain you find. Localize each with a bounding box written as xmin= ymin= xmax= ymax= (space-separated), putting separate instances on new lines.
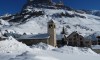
xmin=0 ymin=0 xmax=100 ymax=39
xmin=0 ymin=1 xmax=100 ymax=60
xmin=82 ymin=10 xmax=100 ymax=17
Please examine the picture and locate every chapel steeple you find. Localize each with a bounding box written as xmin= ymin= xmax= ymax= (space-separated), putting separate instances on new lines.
xmin=48 ymin=20 xmax=57 ymax=47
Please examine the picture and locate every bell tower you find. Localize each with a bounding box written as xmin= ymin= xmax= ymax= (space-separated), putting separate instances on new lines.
xmin=48 ymin=20 xmax=56 ymax=47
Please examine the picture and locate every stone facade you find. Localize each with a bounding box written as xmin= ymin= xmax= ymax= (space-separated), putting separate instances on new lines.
xmin=97 ymin=36 xmax=100 ymax=45
xmin=84 ymin=40 xmax=92 ymax=47
xmin=66 ymin=32 xmax=86 ymax=47
xmin=48 ymin=20 xmax=57 ymax=47
xmin=18 ymin=20 xmax=57 ymax=47
xmin=14 ymin=20 xmax=57 ymax=47
xmin=18 ymin=39 xmax=49 ymax=46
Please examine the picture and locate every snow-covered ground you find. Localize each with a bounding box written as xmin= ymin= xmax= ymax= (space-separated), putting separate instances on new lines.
xmin=92 ymin=45 xmax=100 ymax=49
xmin=0 ymin=37 xmax=100 ymax=60
xmin=0 ymin=8 xmax=100 ymax=37
xmin=0 ymin=2 xmax=100 ymax=60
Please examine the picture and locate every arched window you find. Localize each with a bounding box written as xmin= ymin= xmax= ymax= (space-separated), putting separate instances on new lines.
xmin=49 ymin=24 xmax=53 ymax=28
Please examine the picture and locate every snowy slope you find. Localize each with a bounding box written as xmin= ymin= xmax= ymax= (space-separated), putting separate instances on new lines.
xmin=0 ymin=0 xmax=100 ymax=38
xmin=0 ymin=1 xmax=100 ymax=60
xmin=83 ymin=10 xmax=100 ymax=17
xmin=0 ymin=36 xmax=32 ymax=54
xmin=1 ymin=8 xmax=100 ymax=38
xmin=0 ymin=37 xmax=100 ymax=60
xmin=0 ymin=19 xmax=10 ymax=28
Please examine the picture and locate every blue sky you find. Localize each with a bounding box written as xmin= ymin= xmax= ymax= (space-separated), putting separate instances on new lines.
xmin=0 ymin=0 xmax=100 ymax=16
xmin=63 ymin=0 xmax=100 ymax=10
xmin=0 ymin=0 xmax=27 ymax=16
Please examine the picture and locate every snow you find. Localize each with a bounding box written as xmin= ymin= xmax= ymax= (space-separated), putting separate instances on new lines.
xmin=0 ymin=8 xmax=100 ymax=38
xmin=0 ymin=36 xmax=100 ymax=60
xmin=91 ymin=45 xmax=100 ymax=49
xmin=53 ymin=46 xmax=97 ymax=55
xmin=85 ymin=31 xmax=100 ymax=40
xmin=1 ymin=17 xmax=47 ymax=34
xmin=18 ymin=33 xmax=50 ymax=40
xmin=0 ymin=19 xmax=10 ymax=28
xmin=31 ymin=42 xmax=55 ymax=50
xmin=0 ymin=6 xmax=100 ymax=60
xmin=0 ymin=36 xmax=32 ymax=54
xmin=0 ymin=13 xmax=11 ymax=18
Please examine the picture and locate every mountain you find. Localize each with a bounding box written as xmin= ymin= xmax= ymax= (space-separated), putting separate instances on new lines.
xmin=0 ymin=0 xmax=100 ymax=39
xmin=82 ymin=10 xmax=100 ymax=17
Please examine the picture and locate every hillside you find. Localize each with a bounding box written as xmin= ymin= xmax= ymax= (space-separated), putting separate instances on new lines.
xmin=0 ymin=0 xmax=100 ymax=60
xmin=0 ymin=0 xmax=100 ymax=40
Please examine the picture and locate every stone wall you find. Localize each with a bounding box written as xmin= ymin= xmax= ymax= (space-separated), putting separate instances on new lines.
xmin=18 ymin=39 xmax=49 ymax=46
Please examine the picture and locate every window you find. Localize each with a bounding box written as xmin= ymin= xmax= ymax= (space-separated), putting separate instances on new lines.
xmin=49 ymin=24 xmax=53 ymax=28
xmin=80 ymin=38 xmax=82 ymax=40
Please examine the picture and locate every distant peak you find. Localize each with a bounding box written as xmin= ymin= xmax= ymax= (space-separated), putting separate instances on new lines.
xmin=27 ymin=0 xmax=53 ymax=4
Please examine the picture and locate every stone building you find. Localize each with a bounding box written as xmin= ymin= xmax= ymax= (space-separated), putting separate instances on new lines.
xmin=2 ymin=20 xmax=92 ymax=47
xmin=84 ymin=39 xmax=92 ymax=47
xmin=57 ymin=27 xmax=92 ymax=47
xmin=96 ymin=36 xmax=100 ymax=45
xmin=17 ymin=34 xmax=50 ymax=46
xmin=66 ymin=31 xmax=85 ymax=47
xmin=48 ymin=20 xmax=57 ymax=47
xmin=17 ymin=20 xmax=57 ymax=47
xmin=2 ymin=20 xmax=56 ymax=47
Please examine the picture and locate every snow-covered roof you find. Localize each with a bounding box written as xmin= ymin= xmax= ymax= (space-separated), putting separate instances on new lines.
xmin=48 ymin=20 xmax=55 ymax=23
xmin=3 ymin=33 xmax=21 ymax=38
xmin=17 ymin=33 xmax=50 ymax=40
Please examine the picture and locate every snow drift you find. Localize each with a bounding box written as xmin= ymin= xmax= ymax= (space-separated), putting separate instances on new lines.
xmin=0 ymin=36 xmax=99 ymax=60
xmin=0 ymin=36 xmax=97 ymax=55
xmin=31 ymin=42 xmax=55 ymax=50
xmin=53 ymin=46 xmax=97 ymax=55
xmin=0 ymin=36 xmax=32 ymax=54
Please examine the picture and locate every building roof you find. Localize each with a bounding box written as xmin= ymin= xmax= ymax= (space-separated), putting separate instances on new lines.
xmin=3 ymin=33 xmax=21 ymax=38
xmin=48 ymin=20 xmax=54 ymax=23
xmin=65 ymin=31 xmax=84 ymax=38
xmin=17 ymin=33 xmax=50 ymax=40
